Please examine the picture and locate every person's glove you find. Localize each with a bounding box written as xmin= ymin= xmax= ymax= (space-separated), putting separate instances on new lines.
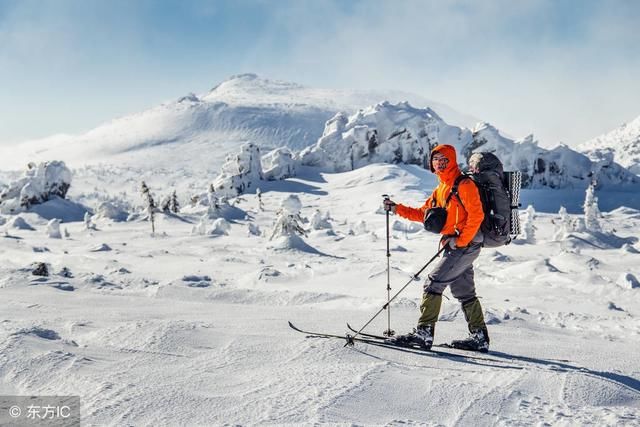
xmin=441 ymin=236 xmax=458 ymax=250
xmin=383 ymin=199 xmax=397 ymax=213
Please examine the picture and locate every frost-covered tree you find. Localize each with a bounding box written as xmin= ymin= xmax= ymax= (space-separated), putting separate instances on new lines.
xmin=525 ymin=204 xmax=536 ymax=221
xmin=584 ymin=183 xmax=602 ymax=232
xmin=84 ymin=211 xmax=96 ymax=231
xmin=299 ymin=104 xmax=441 ymax=172
xmin=207 ymin=184 xmax=221 ymax=218
xmin=191 ymin=213 xmax=207 ymax=235
xmin=161 ymin=190 xmax=180 ymax=213
xmin=519 ymin=205 xmax=536 ymax=243
xmin=0 ymin=161 xmax=72 ymax=214
xmin=347 ymin=220 xmax=368 ymax=236
xmin=160 ymin=195 xmax=170 ymax=212
xmin=256 ymin=187 xmax=264 ymax=212
xmin=212 ymin=143 xmax=263 ymax=197
xmin=270 ymin=195 xmax=307 ymax=240
xmin=262 ymin=147 xmax=298 ymax=180
xmin=169 ymin=191 xmax=180 ymax=213
xmin=552 ymin=206 xmax=573 ymax=241
xmin=354 ymin=220 xmax=368 ymax=235
xmin=310 ymin=209 xmax=332 ymax=230
xmin=573 ymin=217 xmax=587 ymax=232
xmin=141 ymin=181 xmax=156 ymax=233
xmin=247 ymin=223 xmax=261 ymax=236
xmin=47 ymin=218 xmax=62 ymax=239
xmin=209 ymin=218 xmax=231 ymax=236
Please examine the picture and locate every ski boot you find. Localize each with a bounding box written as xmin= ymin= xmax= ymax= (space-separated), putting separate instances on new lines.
xmin=384 ymin=324 xmax=433 ymax=350
xmin=450 ymin=328 xmax=490 ymax=353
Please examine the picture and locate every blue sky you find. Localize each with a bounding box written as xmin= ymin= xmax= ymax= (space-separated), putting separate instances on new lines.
xmin=1 ymin=0 xmax=639 ymax=147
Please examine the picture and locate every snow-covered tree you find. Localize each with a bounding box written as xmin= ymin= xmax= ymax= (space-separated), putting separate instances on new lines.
xmin=299 ymin=103 xmax=441 ymax=172
xmin=207 ymin=184 xmax=221 ymax=218
xmin=519 ymin=205 xmax=536 ymax=243
xmin=161 ymin=190 xmax=180 ymax=213
xmin=262 ymin=147 xmax=298 ymax=180
xmin=209 ymin=218 xmax=231 ymax=236
xmin=169 ymin=191 xmax=179 ymax=213
xmin=354 ymin=220 xmax=368 ymax=235
xmin=141 ymin=181 xmax=156 ymax=233
xmin=191 ymin=213 xmax=208 ymax=235
xmin=0 ymin=161 xmax=72 ymax=214
xmin=47 ymin=218 xmax=62 ymax=239
xmin=552 ymin=206 xmax=573 ymax=241
xmin=160 ymin=195 xmax=170 ymax=212
xmin=256 ymin=188 xmax=264 ymax=212
xmin=212 ymin=142 xmax=263 ymax=197
xmin=84 ymin=212 xmax=97 ymax=231
xmin=310 ymin=209 xmax=332 ymax=230
xmin=584 ymin=183 xmax=602 ymax=232
xmin=270 ymin=195 xmax=306 ymax=240
xmin=247 ymin=223 xmax=261 ymax=236
xmin=573 ymin=217 xmax=587 ymax=233
xmin=525 ymin=204 xmax=536 ymax=221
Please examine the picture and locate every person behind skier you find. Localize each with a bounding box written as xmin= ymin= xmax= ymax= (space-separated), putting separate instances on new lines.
xmin=382 ymin=144 xmax=490 ymax=352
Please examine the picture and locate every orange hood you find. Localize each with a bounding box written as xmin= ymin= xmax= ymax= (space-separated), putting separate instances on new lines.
xmin=429 ymin=144 xmax=460 ymax=183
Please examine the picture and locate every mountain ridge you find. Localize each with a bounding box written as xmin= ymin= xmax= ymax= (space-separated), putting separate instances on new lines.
xmin=0 ymin=74 xmax=479 ymax=172
xmin=578 ymin=115 xmax=640 ymax=174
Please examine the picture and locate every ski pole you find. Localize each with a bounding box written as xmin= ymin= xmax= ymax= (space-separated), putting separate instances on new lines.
xmin=382 ymin=195 xmax=394 ymax=337
xmin=347 ymin=245 xmax=447 ymax=345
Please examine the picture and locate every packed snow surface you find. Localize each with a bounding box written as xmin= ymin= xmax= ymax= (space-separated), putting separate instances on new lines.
xmin=1 ymin=163 xmax=639 ymax=425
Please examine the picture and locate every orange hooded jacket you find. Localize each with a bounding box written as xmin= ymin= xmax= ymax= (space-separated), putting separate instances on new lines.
xmin=395 ymin=145 xmax=484 ymax=248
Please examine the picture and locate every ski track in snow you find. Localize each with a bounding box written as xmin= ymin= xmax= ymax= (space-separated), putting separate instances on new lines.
xmin=1 ymin=163 xmax=639 ymax=425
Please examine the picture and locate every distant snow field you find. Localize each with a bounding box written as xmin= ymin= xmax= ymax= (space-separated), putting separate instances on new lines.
xmin=1 ymin=163 xmax=639 ymax=425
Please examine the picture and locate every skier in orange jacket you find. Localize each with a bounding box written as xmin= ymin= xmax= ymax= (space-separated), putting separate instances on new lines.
xmin=383 ymin=144 xmax=490 ymax=352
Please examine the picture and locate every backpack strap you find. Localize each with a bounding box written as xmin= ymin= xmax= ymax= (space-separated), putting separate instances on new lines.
xmin=447 ymin=174 xmax=469 ymax=209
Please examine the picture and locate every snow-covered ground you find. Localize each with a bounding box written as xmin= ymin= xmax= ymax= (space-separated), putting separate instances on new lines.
xmin=1 ymin=163 xmax=639 ymax=425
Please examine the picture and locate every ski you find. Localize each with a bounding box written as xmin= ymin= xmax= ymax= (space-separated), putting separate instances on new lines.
xmin=346 ymin=323 xmax=390 ymax=340
xmin=290 ymin=321 xmax=402 ymax=347
xmin=289 ymin=321 xmax=512 ymax=364
xmin=347 ymin=323 xmax=492 ymax=353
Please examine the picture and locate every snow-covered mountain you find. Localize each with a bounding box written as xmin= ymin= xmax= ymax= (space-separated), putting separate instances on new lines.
xmin=578 ymin=115 xmax=640 ymax=175
xmin=4 ymin=73 xmax=638 ymax=193
xmin=298 ymin=102 xmax=639 ymax=189
xmin=0 ymin=74 xmax=477 ymax=172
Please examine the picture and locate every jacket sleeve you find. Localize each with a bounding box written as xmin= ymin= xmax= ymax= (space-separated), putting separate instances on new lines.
xmin=395 ymin=191 xmax=434 ymax=223
xmin=455 ymin=180 xmax=484 ymax=247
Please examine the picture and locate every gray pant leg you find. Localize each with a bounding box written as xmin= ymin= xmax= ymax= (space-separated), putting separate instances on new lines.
xmin=450 ymin=266 xmax=477 ymax=302
xmin=424 ymin=243 xmax=481 ymax=301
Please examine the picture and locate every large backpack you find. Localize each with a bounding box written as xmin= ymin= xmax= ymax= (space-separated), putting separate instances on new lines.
xmin=450 ymin=152 xmax=522 ymax=247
